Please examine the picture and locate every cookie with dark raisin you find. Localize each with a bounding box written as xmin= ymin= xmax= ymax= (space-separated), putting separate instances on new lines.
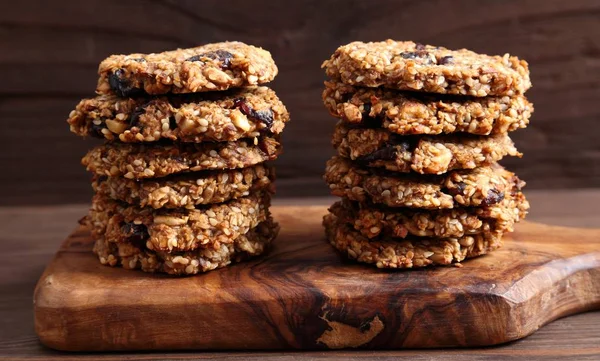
xmin=97 ymin=41 xmax=278 ymax=95
xmin=333 ymin=122 xmax=521 ymax=174
xmin=322 ymin=40 xmax=531 ymax=96
xmin=324 ymin=156 xmax=524 ymax=209
xmin=322 ymin=81 xmax=532 ymax=135
xmin=329 ymin=190 xmax=528 ymax=240
xmin=93 ymin=218 xmax=278 ymax=275
xmin=69 ymin=87 xmax=289 ymax=143
xmin=87 ymin=191 xmax=271 ymax=252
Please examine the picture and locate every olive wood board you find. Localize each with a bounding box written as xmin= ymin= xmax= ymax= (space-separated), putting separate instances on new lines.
xmin=33 ymin=205 xmax=600 ymax=351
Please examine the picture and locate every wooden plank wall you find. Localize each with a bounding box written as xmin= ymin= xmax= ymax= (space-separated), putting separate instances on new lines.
xmin=1 ymin=0 xmax=599 ymax=205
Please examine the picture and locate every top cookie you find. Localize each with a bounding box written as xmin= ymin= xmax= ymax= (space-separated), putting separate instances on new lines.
xmin=97 ymin=42 xmax=278 ymax=96
xmin=322 ymin=40 xmax=531 ymax=97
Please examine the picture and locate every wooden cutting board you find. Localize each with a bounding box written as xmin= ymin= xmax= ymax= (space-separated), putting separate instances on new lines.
xmin=33 ymin=205 xmax=600 ymax=351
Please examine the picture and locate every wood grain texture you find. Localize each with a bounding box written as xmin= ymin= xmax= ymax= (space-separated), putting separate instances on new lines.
xmin=2 ymin=190 xmax=600 ymax=359
xmin=1 ymin=0 xmax=600 ymax=205
xmin=33 ymin=205 xmax=600 ymax=351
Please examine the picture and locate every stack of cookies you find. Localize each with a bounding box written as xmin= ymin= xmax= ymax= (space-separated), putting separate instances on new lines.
xmin=68 ymin=42 xmax=289 ymax=275
xmin=321 ymin=40 xmax=532 ymax=268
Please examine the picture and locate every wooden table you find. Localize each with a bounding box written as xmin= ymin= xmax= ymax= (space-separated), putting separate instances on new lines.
xmin=1 ymin=190 xmax=599 ymax=360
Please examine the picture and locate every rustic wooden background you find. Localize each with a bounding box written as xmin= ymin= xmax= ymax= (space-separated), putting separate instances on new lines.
xmin=1 ymin=0 xmax=599 ymax=205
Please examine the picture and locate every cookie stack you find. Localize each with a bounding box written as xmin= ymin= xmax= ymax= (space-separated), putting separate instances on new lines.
xmin=68 ymin=42 xmax=289 ymax=275
xmin=321 ymin=40 xmax=532 ymax=268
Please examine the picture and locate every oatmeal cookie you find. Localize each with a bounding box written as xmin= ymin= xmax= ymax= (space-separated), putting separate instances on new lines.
xmin=69 ymin=87 xmax=289 ymax=143
xmin=87 ymin=191 xmax=271 ymax=252
xmin=322 ymin=81 xmax=532 ymax=135
xmin=324 ymin=156 xmax=523 ymax=209
xmin=97 ymin=41 xmax=277 ymax=96
xmin=322 ymin=40 xmax=531 ymax=97
xmin=330 ymin=192 xmax=528 ymax=240
xmin=333 ymin=122 xmax=520 ymax=174
xmin=92 ymin=164 xmax=274 ymax=209
xmin=323 ymin=212 xmax=503 ymax=269
xmin=82 ymin=136 xmax=281 ymax=179
xmin=93 ymin=218 xmax=278 ymax=275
